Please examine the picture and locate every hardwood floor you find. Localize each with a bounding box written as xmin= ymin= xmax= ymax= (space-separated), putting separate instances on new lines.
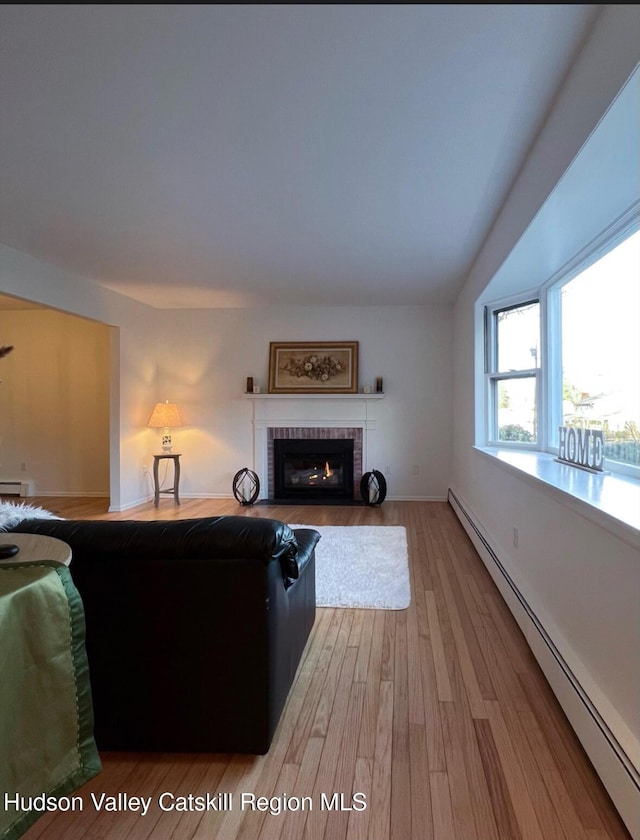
xmin=15 ymin=496 xmax=631 ymax=840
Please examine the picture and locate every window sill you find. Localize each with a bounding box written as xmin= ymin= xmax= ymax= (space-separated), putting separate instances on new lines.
xmin=474 ymin=446 xmax=640 ymax=548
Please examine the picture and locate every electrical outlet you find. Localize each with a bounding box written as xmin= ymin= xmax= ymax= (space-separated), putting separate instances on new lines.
xmin=20 ymin=462 xmax=27 ymax=472
xmin=513 ymin=527 xmax=519 ymax=548
xmin=143 ymin=464 xmax=149 ymax=475
xmin=411 ymin=464 xmax=419 ymax=476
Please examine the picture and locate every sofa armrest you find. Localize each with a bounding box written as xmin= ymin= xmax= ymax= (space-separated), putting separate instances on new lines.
xmin=289 ymin=528 xmax=321 ymax=578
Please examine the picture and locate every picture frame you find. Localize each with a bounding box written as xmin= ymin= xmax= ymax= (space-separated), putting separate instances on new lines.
xmin=268 ymin=341 xmax=359 ymax=394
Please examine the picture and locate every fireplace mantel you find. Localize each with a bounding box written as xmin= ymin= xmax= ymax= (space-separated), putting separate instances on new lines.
xmin=243 ymin=393 xmax=385 ymax=400
xmin=245 ymin=393 xmax=384 ymax=500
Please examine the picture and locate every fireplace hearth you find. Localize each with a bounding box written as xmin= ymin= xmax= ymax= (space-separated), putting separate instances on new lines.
xmin=273 ymin=438 xmax=354 ymax=502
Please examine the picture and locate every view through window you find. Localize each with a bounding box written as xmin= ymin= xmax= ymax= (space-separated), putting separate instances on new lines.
xmin=560 ymin=229 xmax=640 ymax=468
xmin=492 ymin=301 xmax=540 ymax=443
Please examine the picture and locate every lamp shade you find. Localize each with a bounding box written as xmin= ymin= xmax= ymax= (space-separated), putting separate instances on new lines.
xmin=147 ymin=401 xmax=183 ymax=429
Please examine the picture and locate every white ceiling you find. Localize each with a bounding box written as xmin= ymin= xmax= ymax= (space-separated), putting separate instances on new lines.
xmin=0 ymin=4 xmax=602 ymax=309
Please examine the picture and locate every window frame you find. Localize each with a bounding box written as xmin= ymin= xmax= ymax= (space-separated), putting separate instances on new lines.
xmin=484 ymin=296 xmax=541 ymax=449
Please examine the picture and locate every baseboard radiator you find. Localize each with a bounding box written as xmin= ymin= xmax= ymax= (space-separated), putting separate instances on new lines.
xmin=0 ymin=480 xmax=32 ymax=497
xmin=447 ymin=487 xmax=639 ymax=836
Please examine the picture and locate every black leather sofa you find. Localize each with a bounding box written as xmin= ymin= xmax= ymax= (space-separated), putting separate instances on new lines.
xmin=11 ymin=515 xmax=319 ymax=754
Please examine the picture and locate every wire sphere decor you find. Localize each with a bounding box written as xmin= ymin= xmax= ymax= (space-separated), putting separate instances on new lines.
xmin=232 ymin=467 xmax=261 ymax=506
xmin=360 ymin=469 xmax=387 ymax=506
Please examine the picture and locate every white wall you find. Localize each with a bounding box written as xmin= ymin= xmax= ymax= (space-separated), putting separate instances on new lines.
xmin=0 ymin=308 xmax=110 ymax=495
xmin=451 ymin=6 xmax=640 ymax=831
xmin=0 ymin=244 xmax=454 ymax=504
xmin=151 ymin=304 xmax=453 ymax=500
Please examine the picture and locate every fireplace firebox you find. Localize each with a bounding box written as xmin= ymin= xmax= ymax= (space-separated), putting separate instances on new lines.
xmin=273 ymin=438 xmax=354 ymax=501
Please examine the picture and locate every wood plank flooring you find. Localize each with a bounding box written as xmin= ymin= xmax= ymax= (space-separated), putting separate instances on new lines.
xmin=13 ymin=496 xmax=631 ymax=840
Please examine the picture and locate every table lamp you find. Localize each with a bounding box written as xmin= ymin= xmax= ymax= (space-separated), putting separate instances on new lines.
xmin=147 ymin=401 xmax=183 ymax=452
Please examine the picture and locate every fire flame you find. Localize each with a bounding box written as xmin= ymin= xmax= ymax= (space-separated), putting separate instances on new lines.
xmin=309 ymin=461 xmax=334 ymax=483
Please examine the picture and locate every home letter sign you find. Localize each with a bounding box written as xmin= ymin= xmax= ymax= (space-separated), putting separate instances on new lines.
xmin=557 ymin=426 xmax=604 ymax=472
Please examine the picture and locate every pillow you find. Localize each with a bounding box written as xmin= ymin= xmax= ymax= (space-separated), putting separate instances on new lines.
xmin=0 ymin=501 xmax=62 ymax=532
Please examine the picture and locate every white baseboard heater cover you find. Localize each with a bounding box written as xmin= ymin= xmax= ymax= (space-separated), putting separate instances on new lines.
xmin=447 ymin=487 xmax=639 ymax=837
xmin=0 ymin=480 xmax=33 ymax=497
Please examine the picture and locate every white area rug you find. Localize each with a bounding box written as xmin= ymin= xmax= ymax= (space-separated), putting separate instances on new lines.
xmin=289 ymin=524 xmax=410 ymax=610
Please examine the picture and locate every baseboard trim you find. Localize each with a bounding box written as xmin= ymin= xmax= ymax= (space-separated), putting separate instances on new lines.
xmin=179 ymin=493 xmax=234 ymax=500
xmin=37 ymin=490 xmax=108 ymax=498
xmin=177 ymin=493 xmax=449 ymax=503
xmin=387 ymin=495 xmax=448 ymax=502
xmin=447 ymin=486 xmax=639 ymax=836
xmin=108 ymin=495 xmax=153 ymax=512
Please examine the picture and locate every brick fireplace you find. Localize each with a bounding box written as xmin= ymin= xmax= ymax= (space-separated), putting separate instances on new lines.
xmin=246 ymin=393 xmax=382 ymax=502
xmin=268 ymin=427 xmax=362 ymax=500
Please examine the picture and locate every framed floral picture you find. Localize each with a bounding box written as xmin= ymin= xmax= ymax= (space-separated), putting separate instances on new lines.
xmin=268 ymin=341 xmax=359 ymax=393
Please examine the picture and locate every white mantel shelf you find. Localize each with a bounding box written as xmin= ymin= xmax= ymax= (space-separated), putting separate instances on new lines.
xmin=243 ymin=393 xmax=385 ymax=399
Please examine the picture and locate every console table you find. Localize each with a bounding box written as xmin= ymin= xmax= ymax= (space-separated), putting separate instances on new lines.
xmin=153 ymin=452 xmax=182 ymax=505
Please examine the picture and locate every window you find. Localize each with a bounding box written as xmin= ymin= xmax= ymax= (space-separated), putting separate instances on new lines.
xmin=485 ymin=300 xmax=540 ymax=445
xmin=556 ymin=229 xmax=640 ymax=472
xmin=483 ymin=224 xmax=639 ymax=478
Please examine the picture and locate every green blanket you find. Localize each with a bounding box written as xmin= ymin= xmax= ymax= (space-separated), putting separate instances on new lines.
xmin=0 ymin=563 xmax=101 ymax=840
